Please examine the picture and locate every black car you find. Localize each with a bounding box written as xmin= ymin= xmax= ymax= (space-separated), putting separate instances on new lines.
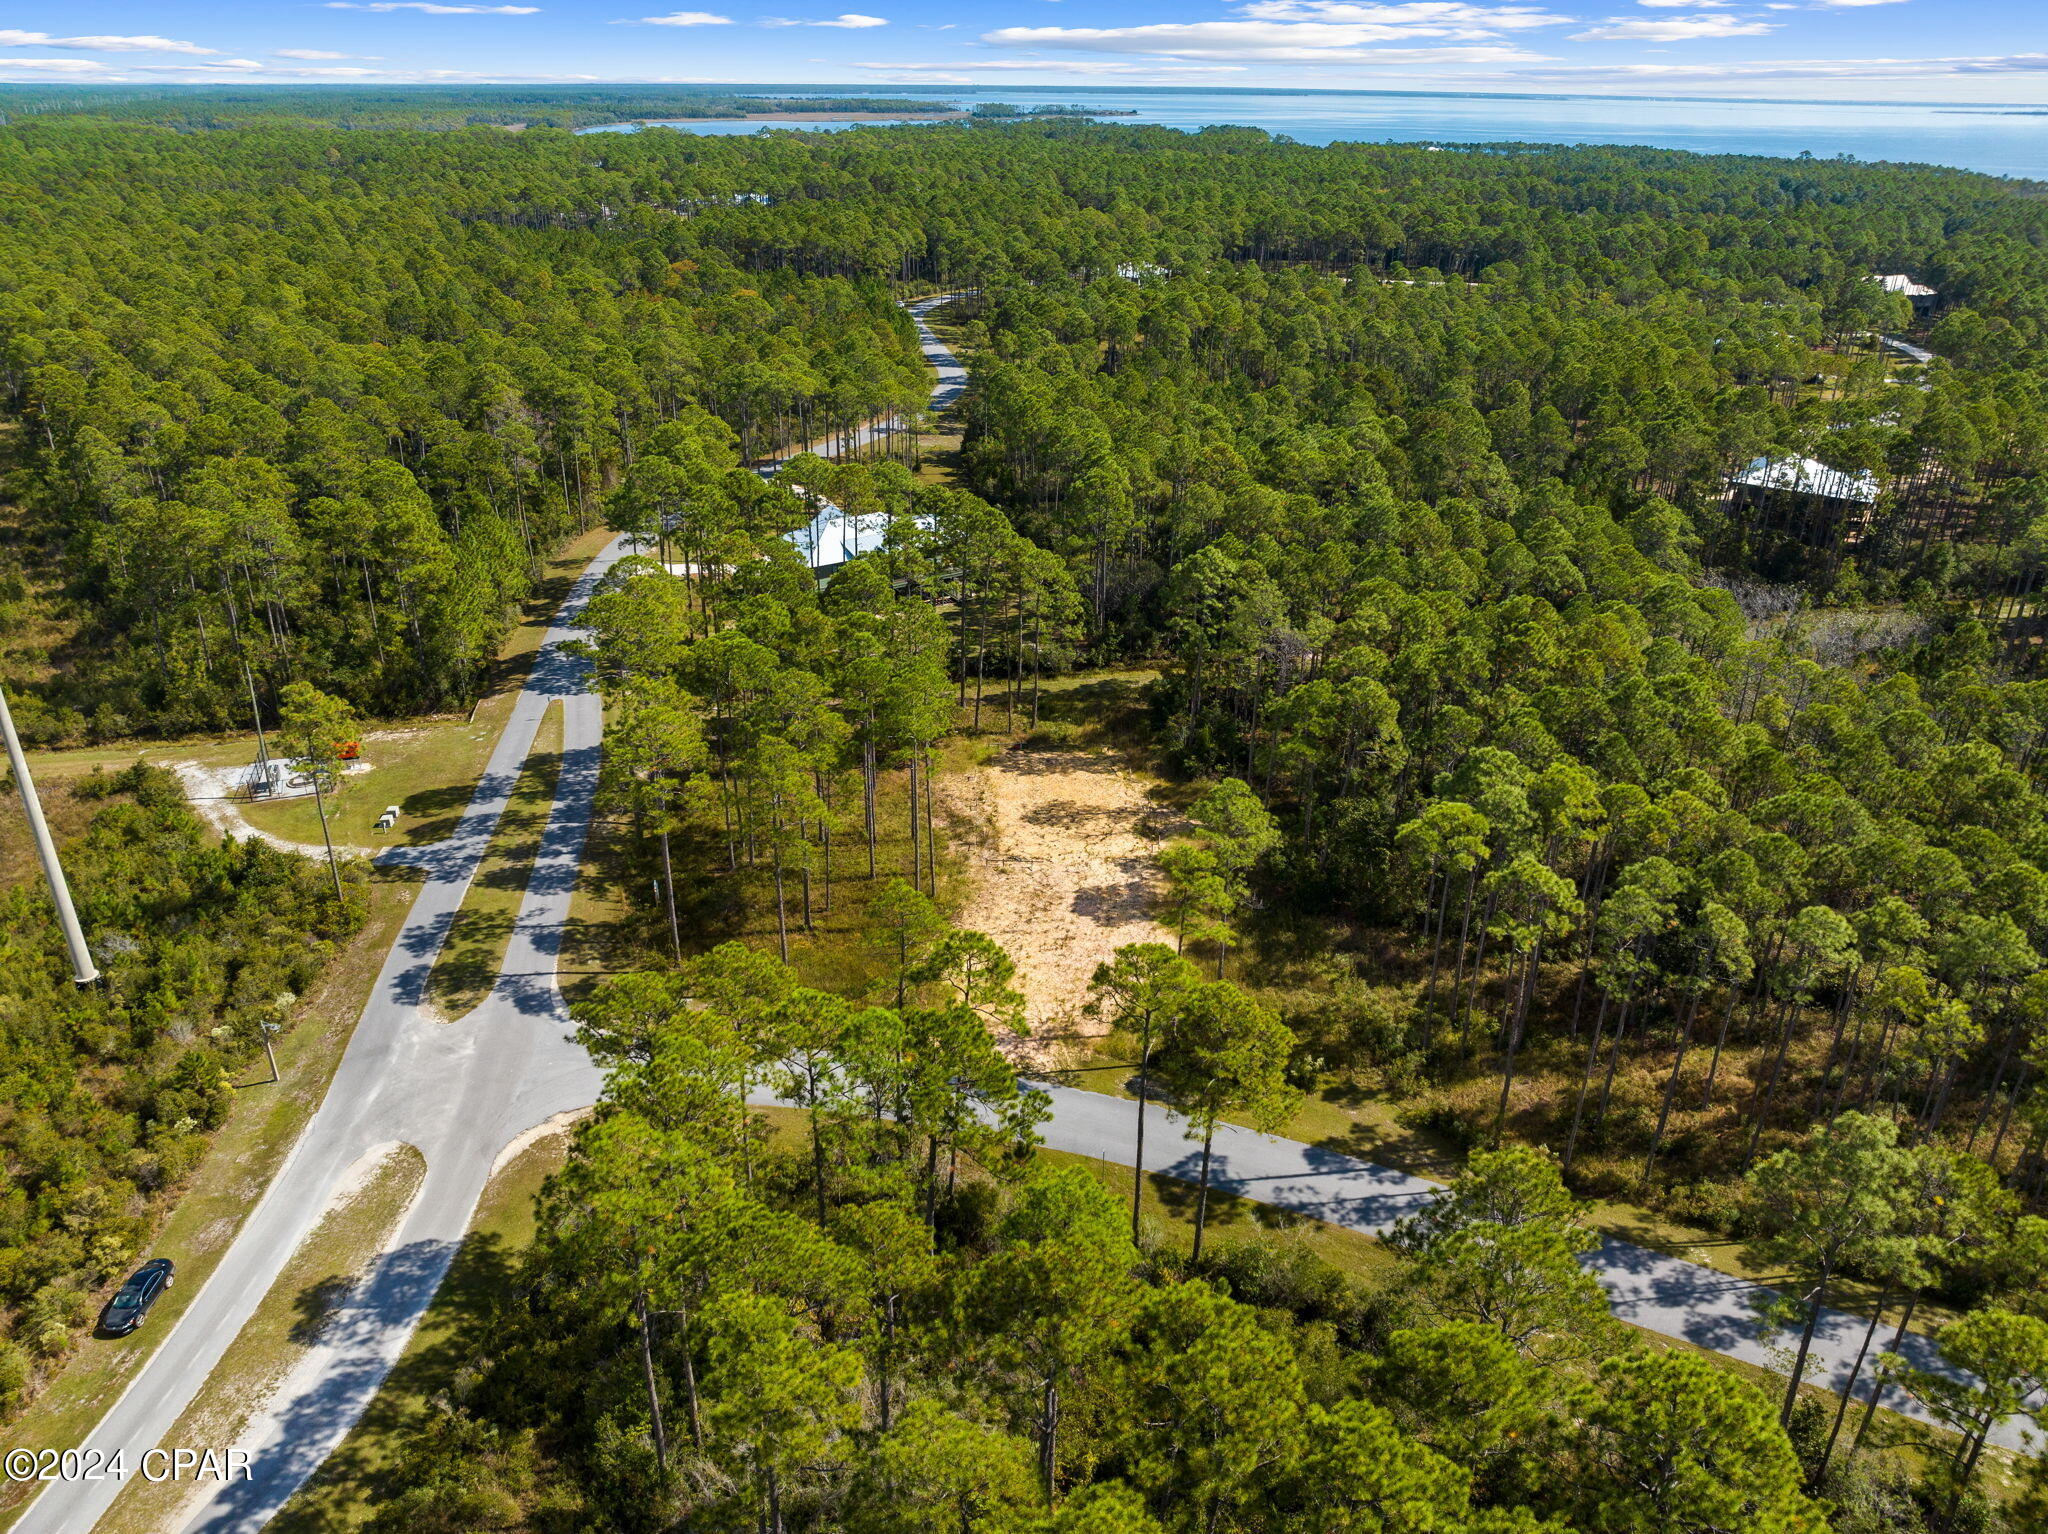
xmin=97 ymin=1259 xmax=174 ymax=1336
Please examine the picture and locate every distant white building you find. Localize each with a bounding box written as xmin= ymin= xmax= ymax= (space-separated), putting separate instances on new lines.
xmin=1729 ymin=455 xmax=1881 ymax=545
xmin=1731 ymin=456 xmax=1879 ymax=503
xmin=1872 ymin=273 xmax=1940 ymax=320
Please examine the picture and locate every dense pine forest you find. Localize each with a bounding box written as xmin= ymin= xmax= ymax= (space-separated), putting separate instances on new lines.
xmin=0 ymin=85 xmax=954 ymax=131
xmin=0 ymin=764 xmax=364 ymax=1412
xmin=6 ymin=95 xmax=2048 ymax=1530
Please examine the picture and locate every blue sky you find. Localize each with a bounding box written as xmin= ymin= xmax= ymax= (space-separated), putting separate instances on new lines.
xmin=1 ymin=0 xmax=2042 ymax=102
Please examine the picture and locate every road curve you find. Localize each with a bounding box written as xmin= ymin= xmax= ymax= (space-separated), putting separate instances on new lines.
xmin=1028 ymin=1083 xmax=2035 ymax=1453
xmin=16 ymin=295 xmax=2020 ymax=1534
xmin=13 ymin=543 xmax=624 ymax=1534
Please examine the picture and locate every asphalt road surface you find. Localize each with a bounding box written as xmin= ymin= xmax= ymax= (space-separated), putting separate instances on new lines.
xmin=14 ymin=543 xmax=621 ymax=1534
xmin=16 ymin=297 xmax=2028 ymax=1534
xmin=1029 ymin=1083 xmax=2034 ymax=1452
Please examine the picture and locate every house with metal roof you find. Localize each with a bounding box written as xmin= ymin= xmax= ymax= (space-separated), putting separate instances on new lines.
xmin=1728 ymin=455 xmax=1882 ymax=547
xmin=1872 ymin=273 xmax=1940 ymax=321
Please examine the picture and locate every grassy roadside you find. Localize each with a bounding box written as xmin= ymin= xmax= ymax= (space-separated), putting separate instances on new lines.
xmin=0 ymin=872 xmax=418 ymax=1533
xmin=565 ymin=719 xmax=993 ymax=1005
xmin=1038 ymin=1098 xmax=1983 ymax=1484
xmin=270 ymin=1124 xmax=579 ymax=1533
xmin=1037 ymin=1146 xmax=1402 ymax=1286
xmin=425 ymin=702 xmax=565 ymax=1019
xmin=1064 ymin=1023 xmax=1964 ymax=1337
xmin=0 ymin=530 xmax=616 ymax=1527
xmin=252 ymin=1106 xmax=1993 ymax=1530
xmin=238 ymin=526 xmax=615 ymax=854
xmin=14 ymin=525 xmax=616 ymax=853
xmin=913 ymin=299 xmax=969 ymax=487
xmin=95 ymin=1144 xmax=428 ymax=1534
xmin=265 ymin=1106 xmax=1396 ymax=1530
xmin=1029 ymin=671 xmax=1969 ymax=1332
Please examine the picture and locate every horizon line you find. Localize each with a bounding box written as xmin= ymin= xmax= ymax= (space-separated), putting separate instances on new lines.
xmin=0 ymin=80 xmax=2039 ymax=113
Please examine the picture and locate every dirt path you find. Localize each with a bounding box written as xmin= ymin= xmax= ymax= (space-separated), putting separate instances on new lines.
xmin=943 ymin=745 xmax=1177 ymax=1059
xmin=169 ymin=761 xmax=365 ymax=860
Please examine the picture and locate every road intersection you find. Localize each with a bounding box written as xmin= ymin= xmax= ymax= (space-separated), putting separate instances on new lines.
xmin=14 ymin=296 xmax=2030 ymax=1534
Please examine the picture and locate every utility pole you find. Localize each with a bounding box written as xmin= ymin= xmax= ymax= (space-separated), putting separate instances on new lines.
xmin=309 ymin=768 xmax=345 ymax=905
xmin=0 ymin=684 xmax=100 ymax=985
xmin=241 ymin=655 xmax=272 ymax=795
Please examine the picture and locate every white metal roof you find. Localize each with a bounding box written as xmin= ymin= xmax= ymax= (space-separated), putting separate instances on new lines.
xmin=1873 ymin=273 xmax=1938 ymax=298
xmin=1731 ymin=455 xmax=1880 ymax=505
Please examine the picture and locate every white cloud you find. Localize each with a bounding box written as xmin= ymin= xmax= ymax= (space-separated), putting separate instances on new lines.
xmin=1481 ymin=50 xmax=2048 ymax=81
xmin=274 ymin=47 xmax=384 ymax=58
xmin=977 ymin=3 xmax=1576 ymax=63
xmin=137 ymin=59 xmax=269 ymax=71
xmin=41 ymin=59 xmax=619 ymax=82
xmin=630 ymin=10 xmax=733 ymax=22
xmin=1238 ymin=2 xmax=1570 ymax=30
xmin=1635 ymin=0 xmax=1730 ymax=7
xmin=0 ymin=57 xmax=117 ymax=74
xmin=324 ymin=2 xmax=540 ymax=12
xmin=856 ymin=58 xmax=1248 ymax=74
xmin=761 ymin=12 xmax=889 ymax=25
xmin=982 ymin=22 xmax=1551 ymax=61
xmin=1570 ymin=13 xmax=1773 ymax=36
xmin=0 ymin=30 xmax=219 ymax=54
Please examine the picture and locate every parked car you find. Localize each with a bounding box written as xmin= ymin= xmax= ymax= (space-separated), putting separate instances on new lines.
xmin=98 ymin=1258 xmax=174 ymax=1336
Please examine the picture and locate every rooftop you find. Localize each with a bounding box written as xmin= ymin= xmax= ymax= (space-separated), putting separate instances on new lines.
xmin=1730 ymin=455 xmax=1881 ymax=505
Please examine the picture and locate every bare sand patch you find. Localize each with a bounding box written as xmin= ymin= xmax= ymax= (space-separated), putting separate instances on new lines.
xmin=942 ymin=746 xmax=1177 ymax=1061
xmin=489 ymin=1107 xmax=591 ymax=1178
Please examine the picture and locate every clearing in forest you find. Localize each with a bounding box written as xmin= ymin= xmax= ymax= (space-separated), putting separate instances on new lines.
xmin=944 ymin=741 xmax=1177 ymax=1057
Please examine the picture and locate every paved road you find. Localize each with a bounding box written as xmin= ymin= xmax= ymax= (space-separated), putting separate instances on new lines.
xmin=20 ymin=294 xmax=981 ymax=1534
xmin=1878 ymin=333 xmax=1938 ymax=366
xmin=18 ymin=294 xmax=2024 ymax=1534
xmin=781 ymin=292 xmax=967 ymax=570
xmin=13 ymin=544 xmax=624 ymax=1534
xmin=1031 ymin=1083 xmax=2037 ymax=1453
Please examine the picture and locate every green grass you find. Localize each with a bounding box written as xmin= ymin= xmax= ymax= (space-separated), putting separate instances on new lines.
xmin=1036 ymin=1146 xmax=1403 ymax=1285
xmin=1007 ymin=666 xmax=1159 ymax=754
xmin=95 ymin=1144 xmax=428 ymax=1534
xmin=238 ymin=720 xmax=506 ymax=852
xmin=17 ymin=526 xmax=616 ymax=853
xmin=0 ymin=872 xmax=420 ymax=1533
xmin=271 ymin=1124 xmax=577 ymax=1532
xmin=425 ymin=702 xmax=564 ymax=1020
xmin=567 ymin=721 xmax=996 ymax=1004
xmin=237 ymin=527 xmax=616 ymax=854
xmin=750 ymin=1102 xmax=1400 ymax=1287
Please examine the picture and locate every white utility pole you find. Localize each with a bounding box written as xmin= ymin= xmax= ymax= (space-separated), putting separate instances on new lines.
xmin=0 ymin=684 xmax=100 ymax=985
xmin=241 ymin=655 xmax=272 ymax=794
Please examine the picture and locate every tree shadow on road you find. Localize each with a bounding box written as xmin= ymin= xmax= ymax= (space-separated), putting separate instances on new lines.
xmin=266 ymin=1233 xmax=519 ymax=1534
xmin=289 ymin=1274 xmax=355 ymax=1345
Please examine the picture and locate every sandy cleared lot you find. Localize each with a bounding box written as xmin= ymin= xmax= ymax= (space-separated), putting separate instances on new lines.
xmin=943 ymin=746 xmax=1178 ymax=1057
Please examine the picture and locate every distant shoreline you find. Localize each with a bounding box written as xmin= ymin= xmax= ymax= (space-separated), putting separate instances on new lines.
xmin=624 ymin=111 xmax=968 ymax=125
